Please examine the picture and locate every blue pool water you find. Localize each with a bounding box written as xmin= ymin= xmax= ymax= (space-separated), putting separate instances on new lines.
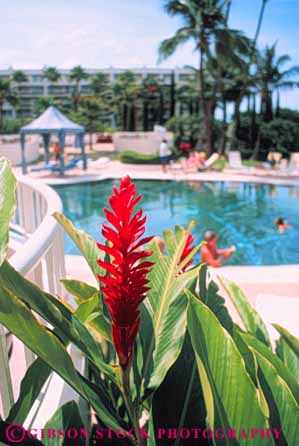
xmin=54 ymin=180 xmax=299 ymax=266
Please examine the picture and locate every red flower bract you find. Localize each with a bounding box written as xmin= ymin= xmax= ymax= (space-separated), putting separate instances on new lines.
xmin=97 ymin=176 xmax=154 ymax=368
xmin=179 ymin=232 xmax=195 ymax=272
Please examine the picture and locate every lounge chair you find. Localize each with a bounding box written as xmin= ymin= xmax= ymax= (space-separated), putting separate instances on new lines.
xmin=267 ymin=151 xmax=282 ymax=168
xmin=88 ymin=157 xmax=111 ymax=168
xmin=228 ymin=151 xmax=243 ymax=169
xmin=197 ymin=153 xmax=219 ymax=171
xmin=31 ymin=161 xmax=56 ymax=172
xmin=51 ymin=158 xmax=80 ymax=172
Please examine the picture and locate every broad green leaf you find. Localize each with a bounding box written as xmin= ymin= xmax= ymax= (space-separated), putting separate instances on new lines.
xmin=199 ymin=265 xmax=233 ymax=335
xmin=75 ymin=294 xmax=101 ymax=320
xmin=7 ymin=358 xmax=51 ymax=424
xmin=276 ymin=336 xmax=299 ymax=382
xmin=144 ymin=226 xmax=202 ymax=392
xmin=254 ymin=350 xmax=299 ymax=444
xmin=187 ymin=290 xmax=272 ymax=446
xmin=240 ymin=332 xmax=299 ymax=405
xmin=151 ymin=334 xmax=208 ymax=446
xmin=0 ymin=284 xmax=122 ymax=430
xmin=0 ymin=157 xmax=17 ymax=266
xmin=0 ymin=260 xmax=114 ymax=381
xmin=274 ymin=324 xmax=299 ymax=357
xmin=61 ymin=280 xmax=111 ymax=342
xmin=43 ymin=401 xmax=85 ymax=446
xmin=53 ymin=212 xmax=102 ymax=278
xmin=61 ymin=279 xmax=99 ymax=305
xmin=220 ymin=277 xmax=271 ymax=346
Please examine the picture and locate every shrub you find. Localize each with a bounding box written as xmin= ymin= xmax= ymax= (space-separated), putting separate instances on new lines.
xmin=119 ymin=150 xmax=160 ymax=164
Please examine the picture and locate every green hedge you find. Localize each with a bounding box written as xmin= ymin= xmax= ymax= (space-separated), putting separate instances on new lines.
xmin=119 ymin=150 xmax=161 ymax=164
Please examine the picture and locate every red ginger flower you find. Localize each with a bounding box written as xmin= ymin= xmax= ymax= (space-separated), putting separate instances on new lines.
xmin=179 ymin=232 xmax=195 ymax=272
xmin=97 ymin=176 xmax=154 ymax=368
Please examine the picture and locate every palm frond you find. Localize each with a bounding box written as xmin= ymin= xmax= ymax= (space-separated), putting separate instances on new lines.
xmin=158 ymin=27 xmax=195 ymax=62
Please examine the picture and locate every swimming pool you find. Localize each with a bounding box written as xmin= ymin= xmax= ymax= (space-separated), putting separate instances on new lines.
xmin=54 ymin=179 xmax=299 ymax=266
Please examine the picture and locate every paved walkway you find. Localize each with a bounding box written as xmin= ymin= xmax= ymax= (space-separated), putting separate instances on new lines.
xmin=14 ymin=159 xmax=299 ymax=187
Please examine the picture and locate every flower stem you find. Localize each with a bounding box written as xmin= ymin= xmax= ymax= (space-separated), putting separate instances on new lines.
xmin=121 ymin=365 xmax=143 ymax=446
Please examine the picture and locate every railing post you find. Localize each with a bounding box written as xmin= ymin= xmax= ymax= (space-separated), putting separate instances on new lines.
xmin=0 ymin=324 xmax=14 ymax=419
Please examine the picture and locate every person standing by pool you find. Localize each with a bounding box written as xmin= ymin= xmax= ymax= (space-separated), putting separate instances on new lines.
xmin=201 ymin=231 xmax=236 ymax=267
xmin=159 ymin=139 xmax=171 ymax=173
xmin=53 ymin=141 xmax=61 ymax=162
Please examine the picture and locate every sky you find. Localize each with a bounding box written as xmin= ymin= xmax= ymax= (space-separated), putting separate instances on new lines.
xmin=1 ymin=0 xmax=299 ymax=108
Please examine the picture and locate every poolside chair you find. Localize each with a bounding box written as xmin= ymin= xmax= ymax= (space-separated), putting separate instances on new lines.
xmin=51 ymin=158 xmax=80 ymax=172
xmin=89 ymin=157 xmax=111 ymax=168
xmin=198 ymin=152 xmax=219 ymax=171
xmin=289 ymin=152 xmax=299 ymax=170
xmin=267 ymin=151 xmax=282 ymax=168
xmin=31 ymin=161 xmax=56 ymax=172
xmin=228 ymin=151 xmax=243 ymax=169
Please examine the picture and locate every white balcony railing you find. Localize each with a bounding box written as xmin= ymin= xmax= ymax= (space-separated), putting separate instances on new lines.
xmin=0 ymin=176 xmax=67 ymax=420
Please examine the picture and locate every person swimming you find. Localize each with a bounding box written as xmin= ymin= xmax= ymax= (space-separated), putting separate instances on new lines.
xmin=200 ymin=231 xmax=236 ymax=267
xmin=274 ymin=217 xmax=293 ymax=234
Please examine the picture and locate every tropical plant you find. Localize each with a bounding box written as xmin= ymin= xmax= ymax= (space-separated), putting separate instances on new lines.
xmin=0 ymin=79 xmax=17 ymax=131
xmin=1 ymin=161 xmax=299 ymax=446
xmin=112 ymin=71 xmax=141 ymax=131
xmin=256 ymin=43 xmax=299 ymax=122
xmin=43 ymin=66 xmax=61 ymax=83
xmin=69 ymin=65 xmax=89 ymax=111
xmin=77 ymin=97 xmax=108 ymax=150
xmin=159 ymin=0 xmax=251 ymax=155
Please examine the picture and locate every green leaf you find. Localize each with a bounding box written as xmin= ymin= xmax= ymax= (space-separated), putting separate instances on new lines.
xmin=199 ymin=265 xmax=233 ymax=335
xmin=75 ymin=294 xmax=101 ymax=320
xmin=7 ymin=358 xmax=51 ymax=424
xmin=0 ymin=260 xmax=114 ymax=381
xmin=0 ymin=158 xmax=17 ymax=266
xmin=220 ymin=277 xmax=271 ymax=346
xmin=276 ymin=336 xmax=299 ymax=382
xmin=187 ymin=290 xmax=272 ymax=446
xmin=274 ymin=324 xmax=299 ymax=357
xmin=240 ymin=332 xmax=299 ymax=406
xmin=144 ymin=226 xmax=202 ymax=393
xmin=53 ymin=212 xmax=102 ymax=278
xmin=43 ymin=401 xmax=85 ymax=446
xmin=61 ymin=279 xmax=99 ymax=305
xmin=151 ymin=334 xmax=208 ymax=446
xmin=254 ymin=350 xmax=299 ymax=444
xmin=0 ymin=284 xmax=122 ymax=430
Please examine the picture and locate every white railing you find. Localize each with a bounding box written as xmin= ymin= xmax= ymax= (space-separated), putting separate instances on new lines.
xmin=0 ymin=176 xmax=67 ymax=420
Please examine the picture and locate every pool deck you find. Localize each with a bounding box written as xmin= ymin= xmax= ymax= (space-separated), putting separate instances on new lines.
xmin=14 ymin=161 xmax=299 ymax=304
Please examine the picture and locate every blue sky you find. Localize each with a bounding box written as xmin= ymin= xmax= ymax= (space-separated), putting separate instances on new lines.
xmin=1 ymin=0 xmax=298 ymax=107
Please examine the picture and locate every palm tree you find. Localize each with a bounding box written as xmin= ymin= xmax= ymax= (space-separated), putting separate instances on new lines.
xmin=43 ymin=66 xmax=61 ymax=83
xmin=159 ymin=0 xmax=250 ymax=154
xmin=11 ymin=70 xmax=28 ymax=117
xmin=90 ymin=72 xmax=110 ymax=98
xmin=256 ymin=44 xmax=299 ymax=122
xmin=78 ymin=98 xmax=106 ymax=150
xmin=112 ymin=71 xmax=141 ymax=131
xmin=230 ymin=0 xmax=270 ymax=147
xmin=0 ymin=79 xmax=17 ymax=131
xmin=12 ymin=70 xmax=28 ymax=85
xmin=69 ymin=65 xmax=89 ymax=111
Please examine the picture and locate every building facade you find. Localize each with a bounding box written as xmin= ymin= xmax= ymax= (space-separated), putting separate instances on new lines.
xmin=0 ymin=67 xmax=194 ymax=120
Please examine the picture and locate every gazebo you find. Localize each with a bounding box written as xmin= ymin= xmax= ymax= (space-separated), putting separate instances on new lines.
xmin=20 ymin=106 xmax=87 ymax=175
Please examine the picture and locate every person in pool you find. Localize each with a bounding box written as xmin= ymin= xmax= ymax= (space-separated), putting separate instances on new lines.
xmin=201 ymin=231 xmax=236 ymax=267
xmin=274 ymin=217 xmax=293 ymax=233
